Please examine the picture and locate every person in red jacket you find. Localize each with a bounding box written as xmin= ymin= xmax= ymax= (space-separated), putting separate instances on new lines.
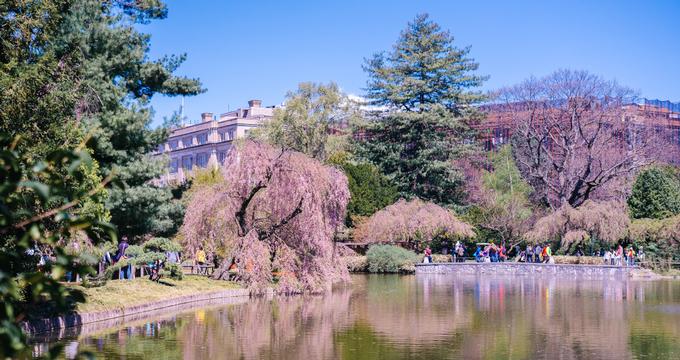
xmin=424 ymin=246 xmax=433 ymax=264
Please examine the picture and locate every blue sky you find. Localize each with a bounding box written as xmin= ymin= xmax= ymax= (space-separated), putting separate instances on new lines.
xmin=143 ymin=0 xmax=680 ymax=126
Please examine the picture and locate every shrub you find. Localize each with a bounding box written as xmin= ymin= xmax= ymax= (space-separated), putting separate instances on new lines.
xmin=343 ymin=256 xmax=368 ymax=272
xmin=366 ymin=245 xmax=418 ymax=273
xmin=162 ymin=262 xmax=184 ymax=280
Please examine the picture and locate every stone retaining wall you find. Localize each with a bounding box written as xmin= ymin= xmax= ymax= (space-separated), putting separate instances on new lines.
xmin=22 ymin=288 xmax=250 ymax=337
xmin=416 ymin=262 xmax=635 ymax=278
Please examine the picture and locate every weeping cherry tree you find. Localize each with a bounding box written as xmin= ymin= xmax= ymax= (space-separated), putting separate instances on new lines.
xmin=181 ymin=140 xmax=350 ymax=293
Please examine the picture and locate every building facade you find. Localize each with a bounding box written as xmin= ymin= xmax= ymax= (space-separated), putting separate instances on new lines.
xmin=477 ymin=99 xmax=680 ymax=158
xmin=156 ymin=100 xmax=274 ymax=184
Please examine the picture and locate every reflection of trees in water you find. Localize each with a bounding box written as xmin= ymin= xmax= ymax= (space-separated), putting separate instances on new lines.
xmin=348 ymin=276 xmax=680 ymax=360
xmin=177 ymin=286 xmax=353 ymax=359
xmin=44 ymin=276 xmax=680 ymax=360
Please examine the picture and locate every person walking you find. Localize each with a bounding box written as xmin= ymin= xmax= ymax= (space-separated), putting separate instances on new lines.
xmin=526 ymin=245 xmax=533 ymax=264
xmin=457 ymin=243 xmax=465 ymax=262
xmin=627 ymin=247 xmax=636 ymax=266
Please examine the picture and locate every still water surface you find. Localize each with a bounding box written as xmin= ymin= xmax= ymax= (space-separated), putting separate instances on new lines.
xmin=35 ymin=275 xmax=680 ymax=359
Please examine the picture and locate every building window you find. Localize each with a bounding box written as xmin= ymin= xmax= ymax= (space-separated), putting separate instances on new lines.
xmin=217 ymin=151 xmax=227 ymax=165
xmin=169 ymin=140 xmax=178 ymax=150
xmin=197 ymin=133 xmax=208 ymax=145
xmin=242 ymin=110 xmax=249 ymax=118
xmin=229 ymin=130 xmax=235 ymax=140
xmin=182 ymin=155 xmax=193 ymax=170
xmin=182 ymin=136 xmax=193 ymax=148
xmin=170 ymin=158 xmax=179 ymax=173
xmin=196 ymin=153 xmax=208 ymax=168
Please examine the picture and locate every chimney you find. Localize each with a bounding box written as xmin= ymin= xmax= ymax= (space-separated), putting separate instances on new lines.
xmin=248 ymin=99 xmax=262 ymax=108
xmin=201 ymin=112 xmax=213 ymax=122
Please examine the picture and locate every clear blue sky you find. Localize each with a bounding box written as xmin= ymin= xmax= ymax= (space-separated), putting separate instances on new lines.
xmin=143 ymin=0 xmax=680 ymax=126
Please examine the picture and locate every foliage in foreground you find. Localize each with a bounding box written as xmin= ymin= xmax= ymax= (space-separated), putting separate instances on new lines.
xmin=354 ymin=198 xmax=475 ymax=250
xmin=365 ymin=245 xmax=419 ymax=273
xmin=0 ymin=140 xmax=115 ymax=358
xmin=181 ymin=141 xmax=350 ymax=293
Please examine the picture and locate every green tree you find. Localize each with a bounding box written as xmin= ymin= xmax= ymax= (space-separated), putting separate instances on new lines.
xmin=363 ymin=13 xmax=487 ymax=114
xmin=0 ymin=0 xmax=200 ymax=354
xmin=1 ymin=138 xmax=116 ymax=358
xmin=628 ymin=166 xmax=680 ymax=219
xmin=64 ymin=0 xmax=202 ymax=240
xmin=476 ymin=146 xmax=534 ymax=243
xmin=355 ymin=107 xmax=477 ymax=207
xmin=253 ymin=82 xmax=356 ymax=162
xmin=356 ymin=14 xmax=485 ymax=207
xmin=330 ymin=155 xmax=398 ymax=226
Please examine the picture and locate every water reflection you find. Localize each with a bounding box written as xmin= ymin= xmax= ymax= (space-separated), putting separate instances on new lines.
xmin=32 ymin=275 xmax=680 ymax=359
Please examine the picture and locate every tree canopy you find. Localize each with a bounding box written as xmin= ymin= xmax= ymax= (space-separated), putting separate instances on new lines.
xmin=356 ymin=14 xmax=485 ymax=208
xmin=475 ymin=146 xmax=534 ymax=243
xmin=501 ymin=70 xmax=661 ymax=209
xmin=364 ymin=13 xmax=487 ymax=114
xmin=354 ymin=107 xmax=478 ymax=207
xmin=354 ymin=198 xmax=475 ymax=250
xmin=253 ymin=82 xmax=356 ymax=162
xmin=181 ymin=141 xmax=350 ymax=294
xmin=628 ymin=166 xmax=680 ymax=219
xmin=525 ymin=200 xmax=629 ymax=251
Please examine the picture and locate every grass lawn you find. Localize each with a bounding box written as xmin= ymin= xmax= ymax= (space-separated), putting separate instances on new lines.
xmin=69 ymin=275 xmax=241 ymax=314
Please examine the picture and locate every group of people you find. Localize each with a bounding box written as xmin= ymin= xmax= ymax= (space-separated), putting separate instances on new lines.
xmin=473 ymin=242 xmax=508 ymax=263
xmin=519 ymin=243 xmax=553 ymax=264
xmin=424 ymin=241 xmax=646 ymax=267
xmin=603 ymin=245 xmax=644 ymax=266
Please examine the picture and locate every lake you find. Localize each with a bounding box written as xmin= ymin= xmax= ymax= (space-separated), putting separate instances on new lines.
xmin=31 ymin=274 xmax=680 ymax=359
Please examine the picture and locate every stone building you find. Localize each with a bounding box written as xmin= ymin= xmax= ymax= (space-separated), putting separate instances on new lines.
xmin=156 ymin=99 xmax=274 ymax=184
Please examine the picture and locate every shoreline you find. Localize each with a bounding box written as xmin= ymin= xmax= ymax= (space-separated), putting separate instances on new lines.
xmin=22 ymin=283 xmax=250 ymax=338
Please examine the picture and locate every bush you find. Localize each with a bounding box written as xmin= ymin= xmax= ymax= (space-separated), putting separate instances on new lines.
xmin=162 ymin=262 xmax=184 ymax=280
xmin=366 ymin=245 xmax=418 ymax=273
xmin=343 ymin=256 xmax=368 ymax=272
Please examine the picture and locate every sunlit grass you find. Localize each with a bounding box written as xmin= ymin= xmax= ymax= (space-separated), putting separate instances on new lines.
xmin=69 ymin=275 xmax=241 ymax=313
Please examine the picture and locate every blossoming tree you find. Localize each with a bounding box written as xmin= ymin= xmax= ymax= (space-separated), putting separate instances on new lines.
xmin=181 ymin=140 xmax=350 ymax=293
xmin=354 ymin=198 xmax=475 ymax=249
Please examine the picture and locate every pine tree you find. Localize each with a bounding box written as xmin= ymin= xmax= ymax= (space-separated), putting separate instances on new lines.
xmin=63 ymin=0 xmax=203 ymax=240
xmin=356 ymin=14 xmax=486 ymax=208
xmin=363 ymin=13 xmax=487 ymax=114
xmin=628 ymin=166 xmax=680 ymax=219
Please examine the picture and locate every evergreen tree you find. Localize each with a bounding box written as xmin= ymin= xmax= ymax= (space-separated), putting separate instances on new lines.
xmin=355 ymin=107 xmax=477 ymax=207
xmin=329 ymin=154 xmax=398 ymax=226
xmin=363 ymin=13 xmax=487 ymax=114
xmin=628 ymin=166 xmax=680 ymax=219
xmin=356 ymin=14 xmax=486 ymax=207
xmin=62 ymin=0 xmax=203 ymax=240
